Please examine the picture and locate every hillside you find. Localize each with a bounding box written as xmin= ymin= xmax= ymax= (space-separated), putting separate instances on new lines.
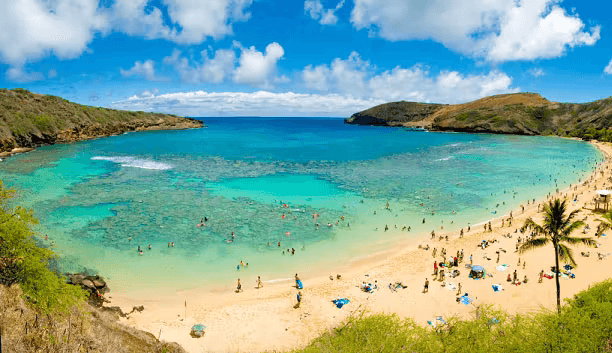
xmin=0 ymin=88 xmax=203 ymax=154
xmin=345 ymin=93 xmax=612 ymax=139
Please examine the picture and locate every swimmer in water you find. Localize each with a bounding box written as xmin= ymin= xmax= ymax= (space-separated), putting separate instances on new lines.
xmin=148 ymin=244 xmax=152 ymax=250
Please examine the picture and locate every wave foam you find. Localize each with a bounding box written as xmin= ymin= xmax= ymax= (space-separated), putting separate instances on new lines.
xmin=91 ymin=156 xmax=173 ymax=170
xmin=436 ymin=156 xmax=454 ymax=161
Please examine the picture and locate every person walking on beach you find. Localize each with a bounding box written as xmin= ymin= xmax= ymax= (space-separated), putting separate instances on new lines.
xmin=433 ymin=262 xmax=438 ymax=277
xmin=470 ymin=254 xmax=473 ymax=265
xmin=296 ymin=291 xmax=302 ymax=308
xmin=456 ymin=282 xmax=462 ymax=296
xmin=513 ymin=270 xmax=518 ymax=284
xmin=257 ymin=276 xmax=263 ymax=289
xmin=423 ymin=278 xmax=429 ymax=293
xmin=432 ymin=248 xmax=437 ymax=257
xmin=539 ymin=270 xmax=544 ymax=283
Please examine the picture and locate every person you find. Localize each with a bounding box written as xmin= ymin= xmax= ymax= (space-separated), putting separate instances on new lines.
xmin=257 ymin=276 xmax=263 ymax=289
xmin=523 ymin=275 xmax=528 ymax=284
xmin=148 ymin=244 xmax=152 ymax=250
xmin=432 ymin=248 xmax=437 ymax=257
xmin=291 ymin=248 xmax=295 ymax=255
xmin=456 ymin=282 xmax=462 ymax=296
xmin=470 ymin=254 xmax=473 ymax=265
xmin=171 ymin=242 xmax=175 ymax=247
xmin=433 ymin=261 xmax=438 ymax=276
xmin=507 ymin=274 xmax=512 ymax=282
xmin=513 ymin=270 xmax=518 ymax=284
xmin=296 ymin=291 xmax=302 ymax=307
xmin=139 ymin=250 xmax=144 ymax=255
xmin=138 ymin=245 xmax=141 ymax=252
xmin=539 ymin=270 xmax=544 ymax=283
xmin=240 ymin=260 xmax=245 ymax=267
xmin=236 ymin=279 xmax=242 ymax=293
xmin=423 ymin=278 xmax=429 ymax=293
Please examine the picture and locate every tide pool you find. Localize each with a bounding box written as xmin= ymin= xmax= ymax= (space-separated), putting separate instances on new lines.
xmin=0 ymin=117 xmax=602 ymax=294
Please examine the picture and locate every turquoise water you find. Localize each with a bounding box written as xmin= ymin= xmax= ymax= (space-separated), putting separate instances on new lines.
xmin=0 ymin=118 xmax=602 ymax=294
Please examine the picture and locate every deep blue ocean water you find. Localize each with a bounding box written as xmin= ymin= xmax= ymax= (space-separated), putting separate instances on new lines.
xmin=0 ymin=117 xmax=602 ymax=292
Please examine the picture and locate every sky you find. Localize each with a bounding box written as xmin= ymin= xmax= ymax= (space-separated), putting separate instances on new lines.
xmin=0 ymin=0 xmax=611 ymax=117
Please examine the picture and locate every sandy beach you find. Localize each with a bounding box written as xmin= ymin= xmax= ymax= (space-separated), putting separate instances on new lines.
xmin=109 ymin=141 xmax=612 ymax=353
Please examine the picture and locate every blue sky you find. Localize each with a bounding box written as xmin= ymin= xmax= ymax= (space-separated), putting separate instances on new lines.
xmin=0 ymin=0 xmax=611 ymax=116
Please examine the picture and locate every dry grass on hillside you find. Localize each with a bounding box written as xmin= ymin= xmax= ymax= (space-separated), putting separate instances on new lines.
xmin=0 ymin=285 xmax=185 ymax=353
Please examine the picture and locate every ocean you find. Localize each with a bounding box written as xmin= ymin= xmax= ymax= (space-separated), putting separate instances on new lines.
xmin=0 ymin=117 xmax=601 ymax=295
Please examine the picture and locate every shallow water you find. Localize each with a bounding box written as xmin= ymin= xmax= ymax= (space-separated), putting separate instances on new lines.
xmin=0 ymin=118 xmax=602 ymax=293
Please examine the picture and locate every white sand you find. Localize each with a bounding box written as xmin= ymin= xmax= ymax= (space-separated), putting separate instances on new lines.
xmin=109 ymin=141 xmax=612 ymax=353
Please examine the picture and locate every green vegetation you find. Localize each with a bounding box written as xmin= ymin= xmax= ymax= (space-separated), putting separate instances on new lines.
xmin=520 ymin=199 xmax=596 ymax=313
xmin=0 ymin=181 xmax=186 ymax=352
xmin=0 ymin=88 xmax=199 ymax=152
xmin=293 ymin=279 xmax=612 ymax=353
xmin=0 ymin=181 xmax=87 ymax=314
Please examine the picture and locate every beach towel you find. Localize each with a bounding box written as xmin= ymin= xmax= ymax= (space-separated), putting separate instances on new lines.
xmin=296 ymin=279 xmax=303 ymax=289
xmin=492 ymin=284 xmax=503 ymax=292
xmin=446 ymin=283 xmax=457 ymax=291
xmin=332 ymin=298 xmax=350 ymax=309
xmin=427 ymin=316 xmax=446 ymax=328
xmin=496 ymin=265 xmax=509 ymax=271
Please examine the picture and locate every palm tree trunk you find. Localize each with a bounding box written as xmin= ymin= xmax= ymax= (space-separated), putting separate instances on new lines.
xmin=554 ymin=240 xmax=561 ymax=314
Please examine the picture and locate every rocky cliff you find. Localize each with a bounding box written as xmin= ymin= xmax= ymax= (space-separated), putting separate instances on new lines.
xmin=345 ymin=93 xmax=612 ymax=138
xmin=0 ymin=88 xmax=203 ymax=154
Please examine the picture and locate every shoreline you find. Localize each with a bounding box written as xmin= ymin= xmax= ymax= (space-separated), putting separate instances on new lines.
xmin=107 ymin=140 xmax=611 ymax=352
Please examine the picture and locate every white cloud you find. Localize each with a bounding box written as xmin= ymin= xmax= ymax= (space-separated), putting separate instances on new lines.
xmin=120 ymin=60 xmax=159 ymax=81
xmin=0 ymin=0 xmax=108 ymax=75
xmin=48 ymin=69 xmax=58 ymax=78
xmin=350 ymin=0 xmax=599 ymax=62
xmin=528 ymin=68 xmax=545 ymax=77
xmin=164 ymin=48 xmax=236 ymax=83
xmin=233 ymin=42 xmax=285 ymax=87
xmin=5 ymin=67 xmax=44 ymax=82
xmin=111 ymin=0 xmax=253 ymax=43
xmin=604 ymin=60 xmax=612 ymax=75
xmin=305 ymin=0 xmax=345 ymax=25
xmin=0 ymin=0 xmax=254 ymax=74
xmin=302 ymin=52 xmax=518 ymax=104
xmin=111 ymin=90 xmax=384 ymax=117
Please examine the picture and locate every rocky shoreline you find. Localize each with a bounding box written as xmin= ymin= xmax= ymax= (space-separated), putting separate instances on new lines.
xmin=0 ymin=117 xmax=204 ymax=157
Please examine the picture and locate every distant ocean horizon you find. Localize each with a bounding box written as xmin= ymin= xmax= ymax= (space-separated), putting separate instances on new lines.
xmin=0 ymin=117 xmax=602 ymax=295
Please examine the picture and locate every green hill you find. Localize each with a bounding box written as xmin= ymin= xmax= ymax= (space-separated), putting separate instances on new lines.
xmin=0 ymin=88 xmax=203 ymax=154
xmin=346 ymin=93 xmax=612 ymax=140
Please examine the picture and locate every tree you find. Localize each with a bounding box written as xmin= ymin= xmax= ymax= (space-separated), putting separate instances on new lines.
xmin=520 ymin=199 xmax=596 ymax=314
xmin=0 ymin=181 xmax=86 ymax=314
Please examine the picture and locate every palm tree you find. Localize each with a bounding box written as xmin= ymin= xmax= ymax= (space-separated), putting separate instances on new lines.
xmin=520 ymin=199 xmax=596 ymax=314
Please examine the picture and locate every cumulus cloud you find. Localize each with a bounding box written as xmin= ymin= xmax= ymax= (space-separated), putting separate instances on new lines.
xmin=350 ymin=0 xmax=599 ymax=62
xmin=604 ymin=60 xmax=612 ymax=75
xmin=163 ymin=48 xmax=236 ymax=83
xmin=303 ymin=52 xmax=518 ymax=104
xmin=0 ymin=0 xmax=108 ymax=66
xmin=120 ymin=60 xmax=160 ymax=81
xmin=111 ymin=90 xmax=383 ymax=117
xmin=305 ymin=0 xmax=345 ymax=25
xmin=233 ymin=42 xmax=286 ymax=87
xmin=528 ymin=68 xmax=545 ymax=77
xmin=0 ymin=0 xmax=254 ymax=75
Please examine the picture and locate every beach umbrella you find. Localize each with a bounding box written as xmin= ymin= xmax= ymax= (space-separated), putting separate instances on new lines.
xmin=596 ymin=190 xmax=611 ymax=196
xmin=471 ymin=265 xmax=484 ymax=272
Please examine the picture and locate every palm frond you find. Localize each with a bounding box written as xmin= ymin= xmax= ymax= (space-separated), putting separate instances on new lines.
xmin=596 ymin=222 xmax=612 ymax=238
xmin=560 ymin=220 xmax=585 ymax=238
xmin=563 ymin=236 xmax=597 ymax=248
xmin=522 ymin=218 xmax=546 ymax=236
xmin=518 ymin=237 xmax=549 ymax=254
xmin=557 ymin=244 xmax=577 ymax=268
